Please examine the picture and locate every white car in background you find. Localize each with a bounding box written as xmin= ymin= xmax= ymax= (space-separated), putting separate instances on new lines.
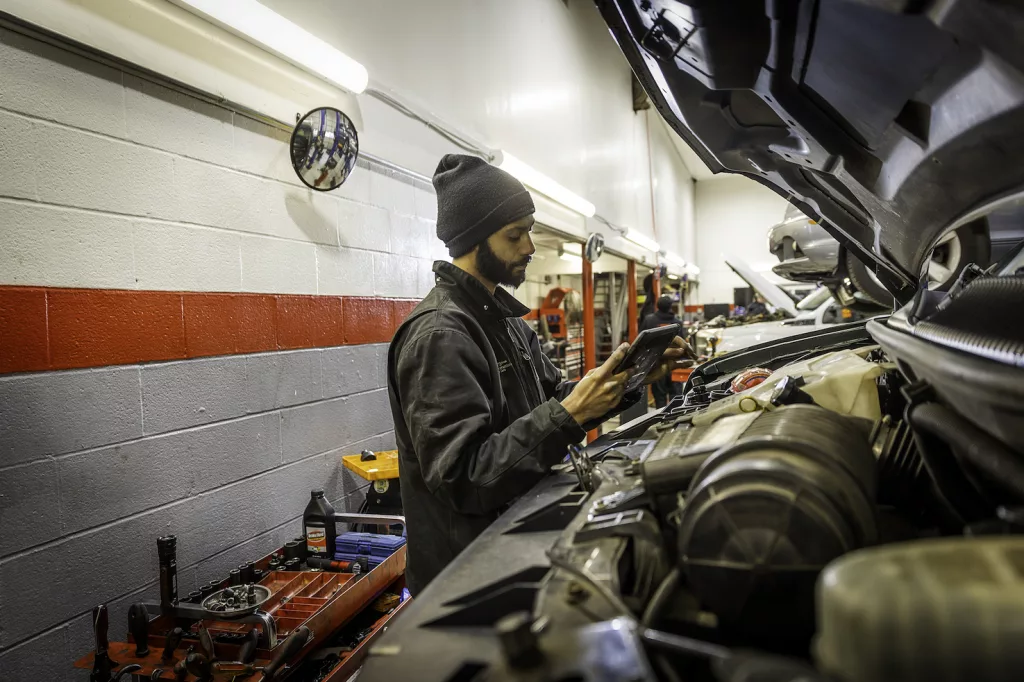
xmin=692 ymin=260 xmax=877 ymax=357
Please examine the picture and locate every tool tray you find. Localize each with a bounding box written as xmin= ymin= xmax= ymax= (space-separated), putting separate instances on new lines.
xmin=74 ymin=544 xmax=407 ymax=679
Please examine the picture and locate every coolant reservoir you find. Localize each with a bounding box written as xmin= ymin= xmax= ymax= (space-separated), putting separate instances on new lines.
xmin=816 ymin=537 xmax=1024 ymax=682
xmin=693 ymin=347 xmax=891 ymax=426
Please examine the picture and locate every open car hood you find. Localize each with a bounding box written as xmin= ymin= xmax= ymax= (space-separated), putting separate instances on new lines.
xmin=725 ymin=257 xmax=799 ymax=317
xmin=596 ymin=0 xmax=1024 ymax=303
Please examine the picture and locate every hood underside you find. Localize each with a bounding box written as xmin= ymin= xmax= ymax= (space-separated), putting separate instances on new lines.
xmin=596 ymin=0 xmax=1024 ymax=302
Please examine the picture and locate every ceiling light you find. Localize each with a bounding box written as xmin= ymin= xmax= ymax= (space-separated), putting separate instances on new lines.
xmin=171 ymin=0 xmax=369 ymax=94
xmin=560 ymin=252 xmax=583 ymax=264
xmin=684 ymin=264 xmax=701 ymax=277
xmin=496 ymin=151 xmax=596 ymax=217
xmin=563 ymin=242 xmax=583 ymax=256
xmin=624 ymin=229 xmax=660 ymax=253
xmin=667 ymin=274 xmax=680 ymax=280
xmin=663 ymin=251 xmax=687 ymax=267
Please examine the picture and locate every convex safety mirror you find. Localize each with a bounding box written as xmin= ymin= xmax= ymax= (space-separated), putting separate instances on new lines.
xmin=584 ymin=233 xmax=605 ymax=263
xmin=290 ymin=107 xmax=359 ymax=191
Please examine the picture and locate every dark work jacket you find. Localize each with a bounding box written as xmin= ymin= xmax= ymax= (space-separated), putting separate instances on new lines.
xmin=388 ymin=261 xmax=638 ymax=594
xmin=640 ymin=309 xmax=680 ymax=332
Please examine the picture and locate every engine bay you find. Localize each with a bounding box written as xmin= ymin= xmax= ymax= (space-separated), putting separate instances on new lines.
xmin=359 ymin=266 xmax=1024 ymax=682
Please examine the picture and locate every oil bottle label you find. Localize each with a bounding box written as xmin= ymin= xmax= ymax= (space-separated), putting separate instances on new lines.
xmin=306 ymin=526 xmax=327 ymax=554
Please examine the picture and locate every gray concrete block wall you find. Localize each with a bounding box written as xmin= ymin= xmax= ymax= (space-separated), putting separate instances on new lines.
xmin=0 ymin=345 xmax=395 ymax=679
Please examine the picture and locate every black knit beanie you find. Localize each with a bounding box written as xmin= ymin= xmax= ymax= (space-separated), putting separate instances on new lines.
xmin=432 ymin=154 xmax=535 ymax=257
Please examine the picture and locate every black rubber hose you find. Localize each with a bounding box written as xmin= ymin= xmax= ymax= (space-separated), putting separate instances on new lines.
xmin=641 ymin=567 xmax=681 ymax=628
xmin=909 ymin=402 xmax=1024 ymax=502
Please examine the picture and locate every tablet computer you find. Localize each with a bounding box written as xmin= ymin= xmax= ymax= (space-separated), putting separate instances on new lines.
xmin=614 ymin=324 xmax=681 ymax=392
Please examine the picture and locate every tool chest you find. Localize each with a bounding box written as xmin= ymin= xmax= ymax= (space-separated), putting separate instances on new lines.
xmin=74 ymin=512 xmax=408 ymax=681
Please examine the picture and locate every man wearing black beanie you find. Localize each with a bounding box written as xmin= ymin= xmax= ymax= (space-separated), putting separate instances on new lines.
xmin=386 ymin=154 xmax=692 ymax=595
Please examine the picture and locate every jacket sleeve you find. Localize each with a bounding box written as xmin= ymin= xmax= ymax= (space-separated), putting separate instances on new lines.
xmin=395 ymin=328 xmax=586 ymax=516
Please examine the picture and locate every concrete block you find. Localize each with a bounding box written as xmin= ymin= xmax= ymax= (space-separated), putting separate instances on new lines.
xmin=0 ymin=111 xmax=38 ymax=200
xmin=244 ymin=350 xmax=323 ymax=412
xmin=0 ymin=459 xmax=60 ymax=557
xmin=334 ymin=159 xmax=372 ymax=205
xmin=280 ymin=390 xmax=389 ymax=463
xmin=141 ymin=356 xmax=248 ymax=435
xmin=338 ymin=199 xmax=390 ymax=253
xmin=262 ymin=184 xmax=339 ymax=246
xmin=0 ymin=201 xmax=135 ymax=289
xmin=231 ymin=114 xmax=301 ymax=186
xmin=241 ymin=235 xmax=318 ymax=295
xmin=373 ymin=252 xmax=420 ymax=298
xmin=0 ymin=26 xmax=126 ymax=138
xmin=35 ymin=125 xmax=175 ymax=219
xmin=345 ymin=389 xmax=393 ymax=445
xmin=391 ymin=215 xmax=437 ymax=258
xmin=418 ymin=258 xmax=437 ymax=297
xmin=280 ymin=398 xmax=348 ymax=463
xmin=171 ymin=454 xmax=326 ymax=567
xmin=0 ymin=622 xmax=71 ymax=682
xmin=133 ymin=221 xmax=242 ymax=292
xmin=316 ymin=245 xmax=374 ymax=296
xmin=369 ymin=170 xmax=417 ymax=216
xmin=376 ymin=344 xmax=390 ymax=389
xmin=59 ymin=413 xmax=281 ymax=534
xmin=170 ymin=156 xmax=265 ymax=232
xmin=0 ymin=367 xmax=143 ymax=467
xmin=322 ymin=345 xmax=378 ymax=399
xmin=124 ymin=74 xmax=234 ymax=166
xmin=192 ymin=520 xmax=297 ymax=586
xmin=414 ymin=186 xmax=438 ymax=221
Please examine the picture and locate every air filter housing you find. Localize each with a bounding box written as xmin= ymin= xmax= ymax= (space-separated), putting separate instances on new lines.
xmin=674 ymin=405 xmax=877 ymax=634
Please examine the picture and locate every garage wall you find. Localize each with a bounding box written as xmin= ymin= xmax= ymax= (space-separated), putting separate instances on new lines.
xmin=0 ymin=26 xmax=433 ymax=679
xmin=694 ymin=175 xmax=790 ymax=304
xmin=259 ymin=0 xmax=695 ymax=261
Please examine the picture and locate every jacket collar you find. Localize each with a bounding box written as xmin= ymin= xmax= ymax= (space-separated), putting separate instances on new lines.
xmin=433 ymin=261 xmax=531 ymax=320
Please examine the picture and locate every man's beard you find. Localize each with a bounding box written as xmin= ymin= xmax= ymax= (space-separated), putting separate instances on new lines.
xmin=476 ymin=239 xmax=530 ymax=288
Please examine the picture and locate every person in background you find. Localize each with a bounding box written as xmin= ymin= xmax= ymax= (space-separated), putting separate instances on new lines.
xmin=640 ymin=294 xmax=684 ymax=408
xmin=746 ymin=293 xmax=769 ymax=317
xmin=387 ymin=154 xmax=693 ymax=595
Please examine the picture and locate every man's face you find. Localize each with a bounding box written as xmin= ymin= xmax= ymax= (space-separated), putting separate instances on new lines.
xmin=475 ymin=216 xmax=536 ymax=287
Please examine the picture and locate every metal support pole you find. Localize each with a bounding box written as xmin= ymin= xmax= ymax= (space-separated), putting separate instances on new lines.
xmin=582 ymin=257 xmax=597 ymax=443
xmin=627 ymin=260 xmax=638 ymax=342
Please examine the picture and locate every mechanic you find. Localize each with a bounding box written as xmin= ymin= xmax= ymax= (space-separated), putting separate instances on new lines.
xmin=388 ymin=154 xmax=693 ymax=595
xmin=746 ymin=293 xmax=769 ymax=316
xmin=640 ymin=294 xmax=684 ymax=408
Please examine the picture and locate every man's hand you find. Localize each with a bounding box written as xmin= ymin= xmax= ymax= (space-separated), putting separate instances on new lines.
xmin=561 ymin=343 xmax=632 ymax=426
xmin=644 ymin=336 xmax=698 ymax=384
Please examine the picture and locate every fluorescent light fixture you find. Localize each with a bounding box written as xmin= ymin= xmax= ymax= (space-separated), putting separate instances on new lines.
xmin=663 ymin=251 xmax=687 ymax=267
xmin=172 ymin=0 xmax=369 ymax=94
xmin=496 ymin=151 xmax=596 ymax=217
xmin=684 ymin=264 xmax=701 ymax=277
xmin=560 ymin=252 xmax=583 ymax=264
xmin=667 ymin=274 xmax=680 ymax=280
xmin=624 ymin=229 xmax=660 ymax=253
xmin=563 ymin=242 xmax=583 ymax=256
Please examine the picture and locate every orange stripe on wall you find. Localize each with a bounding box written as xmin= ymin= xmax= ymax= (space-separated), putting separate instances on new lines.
xmin=0 ymin=286 xmax=421 ymax=375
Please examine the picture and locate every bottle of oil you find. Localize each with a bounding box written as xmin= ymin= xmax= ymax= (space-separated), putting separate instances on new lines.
xmin=303 ymin=489 xmax=337 ymax=558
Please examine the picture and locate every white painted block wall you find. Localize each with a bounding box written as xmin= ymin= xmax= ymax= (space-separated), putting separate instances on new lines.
xmin=694 ymin=175 xmax=791 ymax=304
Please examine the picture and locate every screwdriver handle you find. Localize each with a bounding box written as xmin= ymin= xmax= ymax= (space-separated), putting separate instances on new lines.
xmin=92 ymin=605 xmax=110 ymax=654
xmin=127 ymin=603 xmax=151 ymax=657
xmin=262 ymin=626 xmax=310 ymax=680
xmin=238 ymin=628 xmax=260 ymax=664
xmin=162 ymin=626 xmax=184 ymax=661
xmin=185 ymin=652 xmax=213 ymax=678
xmin=198 ymin=625 xmax=215 ymax=660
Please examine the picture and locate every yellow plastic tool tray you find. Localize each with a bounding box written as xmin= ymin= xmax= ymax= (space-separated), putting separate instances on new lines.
xmin=342 ymin=450 xmax=399 ymax=481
